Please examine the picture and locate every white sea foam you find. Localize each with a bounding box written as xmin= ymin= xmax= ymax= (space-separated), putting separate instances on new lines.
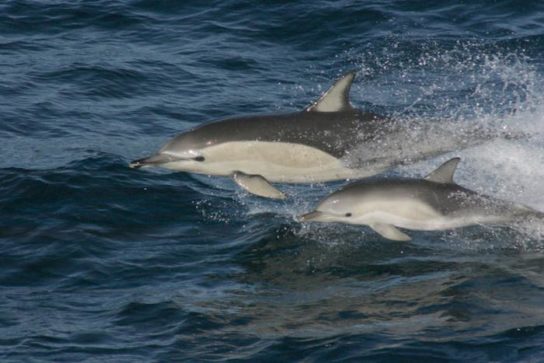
xmin=289 ymin=46 xmax=544 ymax=248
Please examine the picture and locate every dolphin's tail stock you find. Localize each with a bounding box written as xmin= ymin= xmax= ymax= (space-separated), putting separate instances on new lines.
xmin=498 ymin=127 xmax=531 ymax=142
xmin=528 ymin=209 xmax=544 ymax=222
xmin=509 ymin=204 xmax=544 ymax=226
xmin=463 ymin=123 xmax=528 ymax=145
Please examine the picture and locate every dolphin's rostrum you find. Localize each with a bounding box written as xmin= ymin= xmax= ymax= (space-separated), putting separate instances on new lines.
xmin=299 ymin=158 xmax=544 ymax=241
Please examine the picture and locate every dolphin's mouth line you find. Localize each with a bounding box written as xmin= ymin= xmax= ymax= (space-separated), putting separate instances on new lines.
xmin=297 ymin=211 xmax=323 ymax=222
xmin=129 ymin=154 xmax=204 ymax=169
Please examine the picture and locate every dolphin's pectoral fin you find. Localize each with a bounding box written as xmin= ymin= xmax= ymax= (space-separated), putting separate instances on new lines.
xmin=369 ymin=223 xmax=411 ymax=241
xmin=232 ymin=171 xmax=286 ymax=200
xmin=305 ymin=71 xmax=356 ymax=112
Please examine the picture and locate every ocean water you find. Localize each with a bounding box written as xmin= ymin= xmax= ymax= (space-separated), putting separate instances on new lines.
xmin=2 ymin=0 xmax=544 ymax=361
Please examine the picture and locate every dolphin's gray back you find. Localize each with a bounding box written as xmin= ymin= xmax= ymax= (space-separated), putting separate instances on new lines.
xmin=166 ymin=111 xmax=386 ymax=159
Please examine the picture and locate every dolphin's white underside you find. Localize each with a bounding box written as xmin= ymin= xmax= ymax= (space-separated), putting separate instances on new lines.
xmin=356 ymin=211 xmax=508 ymax=231
xmin=158 ymin=141 xmax=378 ymax=183
xmin=346 ymin=199 xmax=510 ymax=231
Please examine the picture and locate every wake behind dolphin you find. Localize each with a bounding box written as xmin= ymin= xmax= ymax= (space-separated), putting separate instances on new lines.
xmin=130 ymin=72 xmax=502 ymax=199
xmin=299 ymin=158 xmax=544 ymax=241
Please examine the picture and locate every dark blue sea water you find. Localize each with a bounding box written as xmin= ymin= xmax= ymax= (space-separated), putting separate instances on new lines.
xmin=3 ymin=1 xmax=544 ymax=361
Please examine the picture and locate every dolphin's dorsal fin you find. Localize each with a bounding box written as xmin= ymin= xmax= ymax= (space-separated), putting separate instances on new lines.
xmin=306 ymin=71 xmax=356 ymax=112
xmin=424 ymin=157 xmax=461 ymax=184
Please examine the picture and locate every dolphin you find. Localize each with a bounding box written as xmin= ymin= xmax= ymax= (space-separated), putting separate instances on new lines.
xmin=299 ymin=158 xmax=544 ymax=241
xmin=130 ymin=72 xmax=489 ymax=199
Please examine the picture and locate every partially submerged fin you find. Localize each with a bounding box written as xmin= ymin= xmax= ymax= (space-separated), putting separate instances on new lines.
xmin=369 ymin=223 xmax=411 ymax=241
xmin=306 ymin=71 xmax=356 ymax=113
xmin=232 ymin=171 xmax=286 ymax=199
xmin=424 ymin=157 xmax=461 ymax=184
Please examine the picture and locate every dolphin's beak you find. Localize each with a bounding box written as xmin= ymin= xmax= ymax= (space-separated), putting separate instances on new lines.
xmin=298 ymin=211 xmax=323 ymax=222
xmin=129 ymin=155 xmax=163 ymax=169
xmin=129 ymin=153 xmax=181 ymax=169
xmin=129 ymin=157 xmax=149 ymax=169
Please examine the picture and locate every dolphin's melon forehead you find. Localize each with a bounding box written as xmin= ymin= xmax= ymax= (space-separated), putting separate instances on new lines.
xmin=162 ymin=117 xmax=260 ymax=152
xmin=161 ymin=115 xmax=254 ymax=151
xmin=160 ymin=130 xmax=208 ymax=152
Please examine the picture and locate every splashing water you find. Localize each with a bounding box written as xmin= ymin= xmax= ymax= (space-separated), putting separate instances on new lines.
xmin=272 ymin=44 xmax=544 ymax=249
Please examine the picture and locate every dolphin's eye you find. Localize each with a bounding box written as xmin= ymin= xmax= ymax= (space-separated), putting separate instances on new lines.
xmin=194 ymin=156 xmax=205 ymax=162
xmin=345 ymin=213 xmax=352 ymax=217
